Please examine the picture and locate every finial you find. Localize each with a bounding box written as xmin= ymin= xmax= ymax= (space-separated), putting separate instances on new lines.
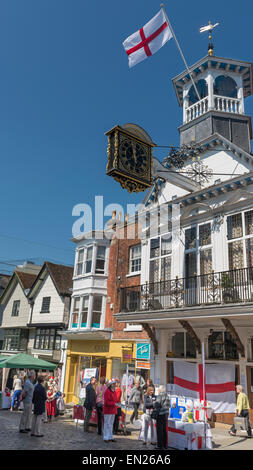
xmin=200 ymin=21 xmax=219 ymax=56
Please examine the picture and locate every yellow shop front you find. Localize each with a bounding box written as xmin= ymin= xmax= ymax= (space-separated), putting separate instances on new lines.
xmin=63 ymin=339 xmax=139 ymax=404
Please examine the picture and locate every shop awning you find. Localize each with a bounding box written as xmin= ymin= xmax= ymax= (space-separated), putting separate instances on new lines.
xmin=0 ymin=353 xmax=56 ymax=370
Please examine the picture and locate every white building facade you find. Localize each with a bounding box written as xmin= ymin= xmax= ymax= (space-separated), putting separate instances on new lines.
xmin=116 ymin=53 xmax=253 ymax=424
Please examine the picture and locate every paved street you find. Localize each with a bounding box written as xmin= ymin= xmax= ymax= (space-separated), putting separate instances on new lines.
xmin=0 ymin=409 xmax=252 ymax=451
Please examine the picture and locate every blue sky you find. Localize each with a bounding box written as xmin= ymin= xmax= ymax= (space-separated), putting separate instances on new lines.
xmin=0 ymin=0 xmax=253 ymax=273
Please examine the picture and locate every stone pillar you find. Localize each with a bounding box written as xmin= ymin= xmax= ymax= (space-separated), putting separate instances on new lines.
xmin=106 ymin=358 xmax=113 ymax=380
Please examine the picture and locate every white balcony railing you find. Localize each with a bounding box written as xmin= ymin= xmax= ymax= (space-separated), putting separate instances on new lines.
xmin=213 ymin=95 xmax=240 ymax=114
xmin=185 ymin=95 xmax=242 ymax=123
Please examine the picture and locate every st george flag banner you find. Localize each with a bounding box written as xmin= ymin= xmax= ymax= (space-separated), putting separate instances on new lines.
xmin=123 ymin=9 xmax=173 ymax=68
xmin=173 ymin=361 xmax=236 ymax=414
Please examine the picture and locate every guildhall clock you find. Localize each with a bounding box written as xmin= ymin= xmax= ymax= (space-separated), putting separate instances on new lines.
xmin=105 ymin=123 xmax=155 ymax=193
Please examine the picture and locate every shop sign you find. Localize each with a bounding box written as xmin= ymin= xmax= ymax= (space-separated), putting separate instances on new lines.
xmin=136 ymin=343 xmax=150 ymax=360
xmin=121 ymin=348 xmax=133 ymax=364
xmin=136 ymin=361 xmax=150 ymax=370
xmin=81 ymin=368 xmax=99 ymax=384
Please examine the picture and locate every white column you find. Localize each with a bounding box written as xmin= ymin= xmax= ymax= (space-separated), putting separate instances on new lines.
xmin=239 ymin=357 xmax=247 ymax=391
xmin=158 ymin=330 xmax=168 ymax=386
xmin=207 ymin=73 xmax=214 ymax=111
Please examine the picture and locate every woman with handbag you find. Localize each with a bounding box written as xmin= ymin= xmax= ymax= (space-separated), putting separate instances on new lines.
xmin=142 ymin=386 xmax=156 ymax=445
xmin=113 ymin=379 xmax=122 ymax=435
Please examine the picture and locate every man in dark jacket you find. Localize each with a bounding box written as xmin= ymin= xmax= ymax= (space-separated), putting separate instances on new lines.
xmin=154 ymin=385 xmax=170 ymax=450
xmin=84 ymin=377 xmax=97 ymax=432
xmin=31 ymin=376 xmax=47 ymax=437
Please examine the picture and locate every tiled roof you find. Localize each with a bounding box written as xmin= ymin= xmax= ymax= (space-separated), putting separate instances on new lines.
xmin=44 ymin=262 xmax=73 ymax=296
xmin=15 ymin=271 xmax=38 ymax=290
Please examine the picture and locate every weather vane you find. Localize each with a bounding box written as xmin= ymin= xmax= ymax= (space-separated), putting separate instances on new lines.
xmin=200 ymin=21 xmax=219 ymax=56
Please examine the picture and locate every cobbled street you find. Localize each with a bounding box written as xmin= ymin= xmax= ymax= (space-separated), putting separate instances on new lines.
xmin=1 ymin=409 xmax=253 ymax=451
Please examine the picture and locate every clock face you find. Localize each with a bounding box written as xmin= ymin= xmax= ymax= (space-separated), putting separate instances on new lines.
xmin=119 ymin=137 xmax=149 ymax=176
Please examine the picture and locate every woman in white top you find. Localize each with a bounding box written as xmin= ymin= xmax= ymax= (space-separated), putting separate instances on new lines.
xmin=10 ymin=375 xmax=22 ymax=411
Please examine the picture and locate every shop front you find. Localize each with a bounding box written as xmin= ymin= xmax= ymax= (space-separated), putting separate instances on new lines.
xmin=64 ymin=339 xmax=151 ymax=403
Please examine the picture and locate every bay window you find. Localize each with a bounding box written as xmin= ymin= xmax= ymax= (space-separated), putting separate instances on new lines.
xmin=75 ymin=245 xmax=107 ymax=276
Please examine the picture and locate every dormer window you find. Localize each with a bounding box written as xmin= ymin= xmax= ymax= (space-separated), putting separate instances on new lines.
xmin=188 ymin=79 xmax=208 ymax=106
xmin=213 ymin=75 xmax=237 ymax=98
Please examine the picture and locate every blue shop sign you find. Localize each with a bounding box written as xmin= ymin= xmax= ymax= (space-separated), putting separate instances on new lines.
xmin=136 ymin=343 xmax=150 ymax=360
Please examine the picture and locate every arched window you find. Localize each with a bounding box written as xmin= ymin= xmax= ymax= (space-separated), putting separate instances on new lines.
xmin=188 ymin=79 xmax=208 ymax=106
xmin=213 ymin=75 xmax=237 ymax=98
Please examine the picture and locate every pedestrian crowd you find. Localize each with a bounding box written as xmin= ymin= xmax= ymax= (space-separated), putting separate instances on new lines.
xmin=8 ymin=371 xmax=252 ymax=447
xmin=83 ymin=375 xmax=170 ymax=450
xmin=9 ymin=370 xmax=65 ymax=438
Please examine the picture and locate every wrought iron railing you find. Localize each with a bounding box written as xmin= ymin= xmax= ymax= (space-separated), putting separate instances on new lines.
xmin=120 ymin=267 xmax=253 ymax=312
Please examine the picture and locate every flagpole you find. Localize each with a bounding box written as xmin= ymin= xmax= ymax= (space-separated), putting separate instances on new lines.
xmin=160 ymin=3 xmax=201 ymax=101
xmin=202 ymin=341 xmax=207 ymax=449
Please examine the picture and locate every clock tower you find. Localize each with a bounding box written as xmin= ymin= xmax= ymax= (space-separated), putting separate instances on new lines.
xmin=172 ymin=55 xmax=253 ymax=152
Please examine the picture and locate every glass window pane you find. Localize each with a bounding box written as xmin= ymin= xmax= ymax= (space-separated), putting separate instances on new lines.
xmin=172 ymin=333 xmax=184 ymax=357
xmin=224 ymin=332 xmax=238 ymax=360
xmin=92 ymin=311 xmax=101 ymax=328
xmin=55 ymin=336 xmax=61 ymax=350
xmin=246 ymin=239 xmax=253 ymax=267
xmin=185 ymin=227 xmax=197 ymax=250
xmin=228 ymin=241 xmax=244 ymax=270
xmin=227 ymin=214 xmax=243 ymax=240
xmin=245 ymin=210 xmax=253 ymax=235
xmin=93 ymin=295 xmax=102 ymax=312
xmin=161 ymin=256 xmax=171 ymax=281
xmin=78 ymin=249 xmax=84 ymax=262
xmin=87 ymin=246 xmax=93 ymax=260
xmin=97 ymin=246 xmax=106 ymax=259
xmin=161 ymin=234 xmax=172 ymax=255
xmin=41 ymin=297 xmax=51 ymax=313
xmin=208 ymin=331 xmax=224 ymax=359
xmin=149 ymin=259 xmax=159 ymax=283
xmin=199 ymin=223 xmax=211 ymax=246
xmin=186 ymin=333 xmax=196 ymax=358
xmin=200 ymin=249 xmax=212 ymax=275
xmin=73 ymin=297 xmax=80 ymax=312
xmin=150 ymin=238 xmax=160 ymax=258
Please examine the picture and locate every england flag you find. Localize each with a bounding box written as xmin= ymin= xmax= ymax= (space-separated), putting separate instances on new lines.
xmin=123 ymin=9 xmax=173 ymax=68
xmin=173 ymin=361 xmax=236 ymax=414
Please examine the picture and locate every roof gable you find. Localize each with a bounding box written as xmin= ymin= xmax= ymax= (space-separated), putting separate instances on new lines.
xmin=0 ymin=271 xmax=37 ymax=304
xmin=145 ymin=133 xmax=253 ymax=207
xmin=28 ymin=262 xmax=73 ymax=299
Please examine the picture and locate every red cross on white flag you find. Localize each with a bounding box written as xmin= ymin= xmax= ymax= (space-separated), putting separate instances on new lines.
xmin=173 ymin=362 xmax=236 ymax=414
xmin=123 ymin=9 xmax=173 ymax=68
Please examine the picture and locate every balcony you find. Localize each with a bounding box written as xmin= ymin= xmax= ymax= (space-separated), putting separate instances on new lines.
xmin=120 ymin=267 xmax=253 ymax=313
xmin=185 ymin=95 xmax=242 ymax=123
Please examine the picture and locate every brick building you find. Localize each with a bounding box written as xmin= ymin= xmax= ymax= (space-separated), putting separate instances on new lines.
xmin=63 ymin=213 xmax=151 ymax=403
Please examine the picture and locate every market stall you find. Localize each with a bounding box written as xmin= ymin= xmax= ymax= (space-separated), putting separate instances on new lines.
xmin=167 ymin=419 xmax=212 ymax=450
xmin=0 ymin=353 xmax=56 ymax=409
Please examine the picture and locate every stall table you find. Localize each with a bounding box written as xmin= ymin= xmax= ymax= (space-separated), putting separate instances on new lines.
xmin=167 ymin=419 xmax=212 ymax=450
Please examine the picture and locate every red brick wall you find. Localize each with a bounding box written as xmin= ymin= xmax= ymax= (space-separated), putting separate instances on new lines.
xmin=106 ymin=221 xmax=148 ymax=341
